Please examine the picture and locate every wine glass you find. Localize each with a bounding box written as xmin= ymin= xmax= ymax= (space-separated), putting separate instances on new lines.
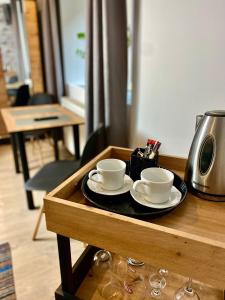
xmin=92 ymin=250 xmax=113 ymax=283
xmin=148 ymin=272 xmax=167 ymax=299
xmin=113 ymin=255 xmax=147 ymax=298
xmin=92 ymin=251 xmax=127 ymax=299
xmin=174 ymin=278 xmax=200 ymax=299
xmin=92 ymin=250 xmax=124 ymax=298
xmin=100 ymin=279 xmax=124 ymax=299
xmin=93 ymin=249 xmax=112 ymax=269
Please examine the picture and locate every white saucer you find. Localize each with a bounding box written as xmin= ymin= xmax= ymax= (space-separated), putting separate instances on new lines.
xmin=87 ymin=174 xmax=133 ymax=196
xmin=130 ymin=186 xmax=182 ymax=209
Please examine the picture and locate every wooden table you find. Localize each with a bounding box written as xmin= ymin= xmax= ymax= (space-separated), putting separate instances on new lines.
xmin=44 ymin=146 xmax=225 ymax=299
xmin=1 ymin=104 xmax=85 ymax=210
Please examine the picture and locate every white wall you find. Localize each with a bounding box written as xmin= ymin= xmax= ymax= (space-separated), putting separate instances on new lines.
xmin=130 ymin=0 xmax=225 ymax=157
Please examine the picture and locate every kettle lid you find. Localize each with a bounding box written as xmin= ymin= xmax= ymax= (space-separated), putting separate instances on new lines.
xmin=205 ymin=110 xmax=225 ymax=117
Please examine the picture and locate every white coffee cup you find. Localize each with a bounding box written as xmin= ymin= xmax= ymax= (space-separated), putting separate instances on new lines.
xmin=88 ymin=159 xmax=126 ymax=190
xmin=133 ymin=168 xmax=174 ymax=204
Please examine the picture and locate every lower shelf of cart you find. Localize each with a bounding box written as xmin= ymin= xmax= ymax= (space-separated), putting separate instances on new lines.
xmin=55 ymin=246 xmax=223 ymax=300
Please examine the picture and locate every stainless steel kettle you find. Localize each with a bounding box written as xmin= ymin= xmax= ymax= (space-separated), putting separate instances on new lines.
xmin=185 ymin=110 xmax=225 ymax=201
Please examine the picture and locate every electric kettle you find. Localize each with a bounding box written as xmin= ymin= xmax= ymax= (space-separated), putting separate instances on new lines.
xmin=185 ymin=110 xmax=225 ymax=201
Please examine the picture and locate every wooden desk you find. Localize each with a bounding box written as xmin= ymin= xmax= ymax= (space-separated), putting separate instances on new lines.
xmin=44 ymin=147 xmax=225 ymax=299
xmin=1 ymin=104 xmax=85 ymax=210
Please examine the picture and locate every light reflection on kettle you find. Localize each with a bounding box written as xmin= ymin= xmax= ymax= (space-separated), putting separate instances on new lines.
xmin=195 ymin=115 xmax=203 ymax=131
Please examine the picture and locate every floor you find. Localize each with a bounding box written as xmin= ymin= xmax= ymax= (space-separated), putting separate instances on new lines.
xmin=0 ymin=140 xmax=84 ymax=300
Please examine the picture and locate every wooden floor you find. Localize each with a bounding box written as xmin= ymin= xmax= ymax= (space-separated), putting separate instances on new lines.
xmin=0 ymin=140 xmax=84 ymax=300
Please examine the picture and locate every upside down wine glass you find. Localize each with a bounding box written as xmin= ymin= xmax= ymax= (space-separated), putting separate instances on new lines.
xmin=147 ymin=268 xmax=168 ymax=299
xmin=92 ymin=250 xmax=124 ymax=299
xmin=92 ymin=249 xmax=112 ymax=282
xmin=93 ymin=251 xmax=146 ymax=299
xmin=115 ymin=256 xmax=147 ymax=298
xmin=174 ymin=278 xmax=200 ymax=299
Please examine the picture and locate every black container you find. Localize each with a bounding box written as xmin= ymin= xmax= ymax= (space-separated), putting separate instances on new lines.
xmin=130 ymin=148 xmax=158 ymax=181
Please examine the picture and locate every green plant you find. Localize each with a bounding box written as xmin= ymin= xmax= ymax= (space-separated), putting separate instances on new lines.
xmin=75 ymin=27 xmax=132 ymax=59
xmin=75 ymin=32 xmax=86 ymax=59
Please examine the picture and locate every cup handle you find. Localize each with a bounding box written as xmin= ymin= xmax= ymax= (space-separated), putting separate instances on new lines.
xmin=88 ymin=169 xmax=102 ymax=184
xmin=133 ymin=180 xmax=150 ymax=195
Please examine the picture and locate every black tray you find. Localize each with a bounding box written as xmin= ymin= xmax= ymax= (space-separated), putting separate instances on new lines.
xmin=81 ymin=169 xmax=187 ymax=219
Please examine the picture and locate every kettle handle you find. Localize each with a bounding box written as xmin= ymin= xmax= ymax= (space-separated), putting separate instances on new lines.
xmin=195 ymin=115 xmax=203 ymax=131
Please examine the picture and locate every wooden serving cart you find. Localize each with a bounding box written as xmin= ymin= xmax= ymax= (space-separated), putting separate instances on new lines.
xmin=44 ymin=146 xmax=225 ymax=299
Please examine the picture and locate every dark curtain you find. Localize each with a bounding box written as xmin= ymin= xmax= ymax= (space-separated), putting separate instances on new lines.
xmin=37 ymin=0 xmax=64 ymax=101
xmin=86 ymin=0 xmax=128 ymax=147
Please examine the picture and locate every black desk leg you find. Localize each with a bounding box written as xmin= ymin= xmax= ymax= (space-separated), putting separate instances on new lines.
xmin=52 ymin=128 xmax=59 ymax=161
xmin=57 ymin=234 xmax=75 ymax=295
xmin=73 ymin=125 xmax=80 ymax=160
xmin=11 ymin=133 xmax=20 ymax=173
xmin=16 ymin=132 xmax=35 ymax=210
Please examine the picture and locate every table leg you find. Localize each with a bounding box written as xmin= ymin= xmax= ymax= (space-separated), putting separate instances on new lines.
xmin=55 ymin=242 xmax=100 ymax=300
xmin=10 ymin=133 xmax=20 ymax=173
xmin=16 ymin=132 xmax=36 ymax=210
xmin=57 ymin=234 xmax=75 ymax=295
xmin=73 ymin=125 xmax=80 ymax=160
xmin=52 ymin=128 xmax=59 ymax=161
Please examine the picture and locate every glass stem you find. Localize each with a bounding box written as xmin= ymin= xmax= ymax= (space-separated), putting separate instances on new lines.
xmin=187 ymin=277 xmax=192 ymax=290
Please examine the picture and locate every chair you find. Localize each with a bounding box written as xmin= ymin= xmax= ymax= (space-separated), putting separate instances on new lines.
xmin=7 ymin=75 xmax=19 ymax=97
xmin=28 ymin=93 xmax=55 ymax=105
xmin=25 ymin=125 xmax=106 ymax=240
xmin=12 ymin=84 xmax=30 ymax=106
xmin=27 ymin=93 xmax=56 ymax=164
xmin=8 ymin=75 xmax=18 ymax=83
